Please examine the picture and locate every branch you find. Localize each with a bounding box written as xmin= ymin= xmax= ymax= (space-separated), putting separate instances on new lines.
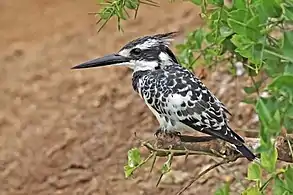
xmin=143 ymin=134 xmax=293 ymax=163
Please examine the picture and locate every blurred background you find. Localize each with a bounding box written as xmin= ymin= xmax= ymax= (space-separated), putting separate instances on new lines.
xmin=0 ymin=1 xmax=259 ymax=194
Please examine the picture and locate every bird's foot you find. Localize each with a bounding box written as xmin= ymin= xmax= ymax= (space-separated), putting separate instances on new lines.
xmin=155 ymin=130 xmax=181 ymax=147
xmin=153 ymin=129 xmax=190 ymax=162
xmin=154 ymin=128 xmax=181 ymax=139
xmin=168 ymin=131 xmax=181 ymax=138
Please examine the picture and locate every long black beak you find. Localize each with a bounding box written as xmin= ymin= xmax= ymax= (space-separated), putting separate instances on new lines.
xmin=71 ymin=53 xmax=130 ymax=69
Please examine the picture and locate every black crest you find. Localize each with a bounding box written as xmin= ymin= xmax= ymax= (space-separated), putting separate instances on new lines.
xmin=120 ymin=31 xmax=179 ymax=51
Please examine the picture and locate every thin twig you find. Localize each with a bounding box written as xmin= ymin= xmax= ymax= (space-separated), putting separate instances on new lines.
xmin=156 ymin=152 xmax=174 ymax=187
xmin=260 ymin=170 xmax=285 ymax=192
xmin=149 ymin=151 xmax=157 ymax=173
xmin=176 ymin=158 xmax=233 ymax=195
xmin=140 ymin=0 xmax=159 ymax=7
xmin=286 ymin=134 xmax=293 ymax=162
xmin=134 ymin=3 xmax=140 ymax=18
xmin=250 ymin=75 xmax=260 ymax=97
xmin=131 ymin=152 xmax=155 ymax=175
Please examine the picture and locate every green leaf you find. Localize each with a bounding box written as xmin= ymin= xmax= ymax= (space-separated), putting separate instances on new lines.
xmin=231 ymin=34 xmax=252 ymax=52
xmin=206 ymin=30 xmax=217 ymax=43
xmin=244 ymin=86 xmax=257 ymax=94
xmin=269 ymin=75 xmax=293 ymax=90
xmin=264 ymin=47 xmax=293 ymax=63
xmin=246 ymin=15 xmax=262 ymax=41
xmin=99 ymin=6 xmax=115 ymax=20
xmin=271 ymin=109 xmax=281 ymax=133
xmin=247 ymin=163 xmax=262 ymax=181
xmin=244 ymin=80 xmax=262 ymax=94
xmin=124 ymin=165 xmax=135 ymax=178
xmin=227 ymin=9 xmax=262 ymax=41
xmin=284 ymin=166 xmax=293 ymax=192
xmin=207 ymin=0 xmax=223 ymax=6
xmin=256 ymin=141 xmax=271 ymax=153
xmin=215 ymin=183 xmax=230 ymax=195
xmin=264 ymin=56 xmax=283 ymax=77
xmin=127 ymin=147 xmax=142 ymax=167
xmin=194 ymin=29 xmax=205 ymax=49
xmin=256 ymin=95 xmax=282 ymax=134
xmin=190 ymin=0 xmax=202 ymax=5
xmin=282 ymin=31 xmax=293 ymax=63
xmin=227 ymin=10 xmax=249 ymax=36
xmin=220 ymin=26 xmax=233 ymax=38
xmin=242 ymin=186 xmax=262 ymax=195
xmin=233 ymin=0 xmax=246 ymax=9
xmin=125 ymin=0 xmax=139 ymax=9
xmin=259 ymin=0 xmax=282 ymax=18
xmin=177 ymin=28 xmax=208 ymax=68
xmin=124 ymin=147 xmax=142 ymax=178
xmin=283 ymin=5 xmax=293 ymax=20
xmin=221 ymin=38 xmax=236 ymax=54
xmin=242 ymin=97 xmax=257 ymax=105
xmin=161 ymin=153 xmax=173 ymax=174
xmin=261 ymin=147 xmax=278 ymax=173
xmin=284 ymin=62 xmax=293 ymax=75
xmin=273 ymin=176 xmax=287 ymax=195
xmin=256 ymin=98 xmax=273 ymax=129
xmin=231 ymin=35 xmax=263 ymax=65
xmin=250 ymin=43 xmax=264 ymax=65
xmin=161 ymin=162 xmax=171 ymax=174
xmin=284 ymin=105 xmax=293 ymax=133
xmin=254 ymin=2 xmax=270 ymax=24
xmin=268 ymin=75 xmax=293 ymax=103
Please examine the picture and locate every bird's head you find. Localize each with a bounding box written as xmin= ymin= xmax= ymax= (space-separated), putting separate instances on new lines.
xmin=72 ymin=32 xmax=179 ymax=72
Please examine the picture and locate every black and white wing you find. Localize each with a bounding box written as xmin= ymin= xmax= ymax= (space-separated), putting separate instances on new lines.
xmin=137 ymin=65 xmax=257 ymax=161
xmin=139 ymin=65 xmax=243 ymax=145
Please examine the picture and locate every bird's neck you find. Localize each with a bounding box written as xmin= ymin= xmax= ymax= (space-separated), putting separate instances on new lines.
xmin=132 ymin=70 xmax=149 ymax=93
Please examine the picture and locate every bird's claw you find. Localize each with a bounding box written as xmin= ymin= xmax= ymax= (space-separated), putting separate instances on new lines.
xmin=154 ymin=128 xmax=181 ymax=138
xmin=173 ymin=131 xmax=181 ymax=137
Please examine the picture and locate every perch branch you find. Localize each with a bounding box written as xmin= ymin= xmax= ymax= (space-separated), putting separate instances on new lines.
xmin=143 ymin=134 xmax=293 ymax=163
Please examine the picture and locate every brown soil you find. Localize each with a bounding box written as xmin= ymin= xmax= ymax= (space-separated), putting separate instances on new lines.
xmin=0 ymin=1 xmax=258 ymax=195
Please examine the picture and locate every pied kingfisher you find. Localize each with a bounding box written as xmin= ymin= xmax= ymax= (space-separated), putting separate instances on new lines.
xmin=72 ymin=32 xmax=256 ymax=161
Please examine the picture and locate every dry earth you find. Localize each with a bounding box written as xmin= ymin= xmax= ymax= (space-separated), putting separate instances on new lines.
xmin=0 ymin=1 xmax=259 ymax=194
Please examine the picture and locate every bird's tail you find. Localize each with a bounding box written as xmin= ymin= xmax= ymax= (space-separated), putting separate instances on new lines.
xmin=236 ymin=144 xmax=259 ymax=163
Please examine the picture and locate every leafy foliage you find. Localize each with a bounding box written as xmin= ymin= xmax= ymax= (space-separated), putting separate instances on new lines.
xmin=176 ymin=0 xmax=293 ymax=192
xmin=96 ymin=0 xmax=293 ymax=194
xmin=96 ymin=0 xmax=158 ymax=32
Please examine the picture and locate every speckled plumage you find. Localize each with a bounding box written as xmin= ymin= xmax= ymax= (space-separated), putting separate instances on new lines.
xmin=132 ymin=64 xmax=244 ymax=145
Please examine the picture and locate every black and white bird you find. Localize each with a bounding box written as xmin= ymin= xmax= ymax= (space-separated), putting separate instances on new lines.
xmin=72 ymin=32 xmax=257 ymax=161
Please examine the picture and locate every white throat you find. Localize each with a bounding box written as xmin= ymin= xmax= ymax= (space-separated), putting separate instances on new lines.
xmin=133 ymin=60 xmax=159 ymax=72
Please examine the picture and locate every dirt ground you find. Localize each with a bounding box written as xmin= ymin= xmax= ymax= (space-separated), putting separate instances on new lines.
xmin=0 ymin=1 xmax=259 ymax=195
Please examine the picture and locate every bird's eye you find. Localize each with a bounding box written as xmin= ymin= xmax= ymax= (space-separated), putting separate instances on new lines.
xmin=131 ymin=48 xmax=142 ymax=56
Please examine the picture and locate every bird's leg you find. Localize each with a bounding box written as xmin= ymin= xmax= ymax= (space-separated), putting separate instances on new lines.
xmin=154 ymin=127 xmax=180 ymax=138
xmin=164 ymin=131 xmax=182 ymax=146
xmin=169 ymin=131 xmax=181 ymax=138
xmin=154 ymin=128 xmax=182 ymax=148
